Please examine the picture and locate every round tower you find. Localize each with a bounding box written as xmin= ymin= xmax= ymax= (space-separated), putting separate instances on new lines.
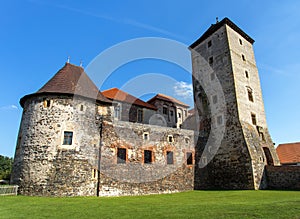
xmin=11 ymin=63 xmax=112 ymax=196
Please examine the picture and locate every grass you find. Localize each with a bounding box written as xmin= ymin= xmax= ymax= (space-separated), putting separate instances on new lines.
xmin=0 ymin=190 xmax=299 ymax=219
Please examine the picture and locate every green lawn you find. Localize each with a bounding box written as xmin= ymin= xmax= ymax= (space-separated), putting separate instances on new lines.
xmin=0 ymin=191 xmax=299 ymax=219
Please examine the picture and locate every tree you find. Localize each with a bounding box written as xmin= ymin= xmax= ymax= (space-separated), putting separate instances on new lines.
xmin=0 ymin=155 xmax=13 ymax=180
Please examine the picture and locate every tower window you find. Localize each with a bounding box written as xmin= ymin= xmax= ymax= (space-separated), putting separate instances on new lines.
xmin=247 ymin=87 xmax=254 ymax=102
xmin=208 ymin=40 xmax=212 ymax=48
xmin=242 ymin=54 xmax=246 ymax=61
xmin=117 ymin=148 xmax=126 ymax=164
xmin=166 ymin=151 xmax=174 ymax=164
xmin=209 ymin=57 xmax=213 ymax=65
xmin=144 ymin=150 xmax=152 ymax=164
xmin=251 ymin=113 xmax=257 ymax=125
xmin=170 ymin=110 xmax=174 ymax=116
xmin=245 ymin=70 xmax=249 ymax=78
xmin=80 ymin=105 xmax=84 ymax=111
xmin=63 ymin=131 xmax=73 ymax=145
xmin=239 ymin=39 xmax=243 ymax=45
xmin=186 ymin=152 xmax=193 ymax=165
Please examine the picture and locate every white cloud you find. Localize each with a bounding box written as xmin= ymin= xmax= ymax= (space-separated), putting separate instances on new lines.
xmin=0 ymin=105 xmax=18 ymax=110
xmin=173 ymin=81 xmax=193 ymax=99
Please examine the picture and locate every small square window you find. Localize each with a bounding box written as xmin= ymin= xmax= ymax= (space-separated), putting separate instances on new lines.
xmin=168 ymin=135 xmax=173 ymax=143
xmin=43 ymin=98 xmax=51 ymax=108
xmin=163 ymin=107 xmax=168 ymax=115
xmin=117 ymin=148 xmax=126 ymax=164
xmin=63 ymin=131 xmax=73 ymax=145
xmin=186 ymin=152 xmax=193 ymax=165
xmin=208 ymin=40 xmax=212 ymax=48
xmin=209 ymin=57 xmax=213 ymax=65
xmin=143 ymin=132 xmax=149 ymax=140
xmin=144 ymin=150 xmax=152 ymax=164
xmin=251 ymin=113 xmax=257 ymax=125
xmin=166 ymin=151 xmax=174 ymax=164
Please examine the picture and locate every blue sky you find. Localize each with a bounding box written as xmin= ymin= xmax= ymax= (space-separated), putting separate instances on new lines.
xmin=1 ymin=0 xmax=299 ymax=157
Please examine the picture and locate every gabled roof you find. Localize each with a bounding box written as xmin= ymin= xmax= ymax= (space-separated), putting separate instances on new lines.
xmin=276 ymin=142 xmax=300 ymax=164
xmin=189 ymin=17 xmax=255 ymax=49
xmin=102 ymin=88 xmax=157 ymax=110
xmin=147 ymin=93 xmax=189 ymax=108
xmin=20 ymin=63 xmax=112 ymax=107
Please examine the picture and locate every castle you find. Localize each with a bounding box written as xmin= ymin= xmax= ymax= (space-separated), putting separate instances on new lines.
xmin=11 ymin=18 xmax=300 ymax=196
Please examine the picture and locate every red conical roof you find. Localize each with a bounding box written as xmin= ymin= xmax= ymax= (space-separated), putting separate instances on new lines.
xmin=20 ymin=63 xmax=111 ymax=107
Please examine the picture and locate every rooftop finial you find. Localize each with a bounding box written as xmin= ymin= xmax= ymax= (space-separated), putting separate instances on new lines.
xmin=67 ymin=56 xmax=70 ymax=63
xmin=216 ymin=17 xmax=219 ymax=23
xmin=80 ymin=59 xmax=83 ymax=67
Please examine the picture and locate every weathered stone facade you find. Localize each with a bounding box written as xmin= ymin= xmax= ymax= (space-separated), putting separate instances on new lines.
xmin=11 ymin=92 xmax=194 ymax=196
xmin=190 ymin=18 xmax=280 ymax=190
xmin=99 ymin=120 xmax=194 ymax=196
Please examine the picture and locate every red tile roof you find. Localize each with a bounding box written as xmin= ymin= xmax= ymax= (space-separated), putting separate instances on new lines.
xmin=102 ymin=88 xmax=157 ymax=110
xmin=20 ymin=63 xmax=111 ymax=106
xmin=147 ymin=93 xmax=189 ymax=107
xmin=276 ymin=142 xmax=300 ymax=164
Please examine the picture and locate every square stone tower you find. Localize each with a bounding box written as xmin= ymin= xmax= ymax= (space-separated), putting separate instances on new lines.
xmin=190 ymin=18 xmax=280 ymax=189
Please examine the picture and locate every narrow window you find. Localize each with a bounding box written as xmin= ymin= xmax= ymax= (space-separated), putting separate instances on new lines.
xmin=92 ymin=169 xmax=97 ymax=179
xmin=166 ymin=151 xmax=174 ymax=164
xmin=186 ymin=152 xmax=193 ymax=165
xmin=43 ymin=98 xmax=51 ymax=108
xmin=63 ymin=131 xmax=73 ymax=145
xmin=208 ymin=40 xmax=212 ymax=48
xmin=247 ymin=87 xmax=254 ymax=102
xmin=251 ymin=113 xmax=257 ymax=125
xmin=144 ymin=150 xmax=152 ymax=164
xmin=242 ymin=54 xmax=246 ymax=61
xmin=245 ymin=70 xmax=249 ymax=78
xmin=80 ymin=105 xmax=84 ymax=111
xmin=163 ymin=107 xmax=168 ymax=115
xmin=168 ymin=135 xmax=173 ymax=143
xmin=170 ymin=110 xmax=174 ymax=116
xmin=137 ymin=109 xmax=143 ymax=123
xmin=239 ymin=39 xmax=243 ymax=45
xmin=209 ymin=57 xmax=213 ymax=65
xmin=178 ymin=112 xmax=181 ymax=118
xmin=117 ymin=148 xmax=126 ymax=164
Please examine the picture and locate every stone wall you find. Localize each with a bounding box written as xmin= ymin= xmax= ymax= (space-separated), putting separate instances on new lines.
xmin=265 ymin=166 xmax=300 ymax=190
xmin=99 ymin=120 xmax=195 ymax=196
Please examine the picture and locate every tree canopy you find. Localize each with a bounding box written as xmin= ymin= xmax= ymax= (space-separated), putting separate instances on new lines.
xmin=0 ymin=155 xmax=13 ymax=180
